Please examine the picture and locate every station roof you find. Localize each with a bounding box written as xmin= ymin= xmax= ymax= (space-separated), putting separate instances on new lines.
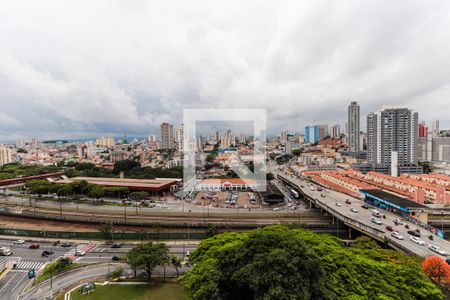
xmin=58 ymin=177 xmax=177 ymax=191
xmin=359 ymin=189 xmax=427 ymax=211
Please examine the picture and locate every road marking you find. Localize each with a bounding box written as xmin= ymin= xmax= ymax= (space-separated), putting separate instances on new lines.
xmin=14 ymin=261 xmax=44 ymax=270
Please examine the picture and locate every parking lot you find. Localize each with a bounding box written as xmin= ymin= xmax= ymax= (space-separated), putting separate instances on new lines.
xmin=193 ymin=191 xmax=261 ymax=209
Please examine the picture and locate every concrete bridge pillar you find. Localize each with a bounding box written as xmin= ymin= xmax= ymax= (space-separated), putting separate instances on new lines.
xmin=348 ymin=227 xmax=352 ymax=239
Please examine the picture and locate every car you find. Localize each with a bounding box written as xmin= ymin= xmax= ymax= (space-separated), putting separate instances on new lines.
xmin=385 ymin=226 xmax=394 ymax=232
xmin=407 ymin=230 xmax=421 ymax=237
xmin=335 ymin=202 xmax=342 ymax=207
xmin=393 ymin=218 xmax=404 ymax=225
xmin=361 ymin=204 xmax=369 ymax=209
xmin=446 ymin=258 xmax=450 ymax=265
xmin=61 ymin=242 xmax=72 ymax=247
xmin=29 ymin=243 xmax=40 ymax=249
xmin=13 ymin=239 xmax=25 ymax=245
xmin=111 ymin=244 xmax=122 ymax=248
xmin=350 ymin=207 xmax=358 ymax=213
xmin=186 ymin=250 xmax=191 ymax=257
xmin=429 ymin=245 xmax=448 ymax=256
xmin=372 ymin=212 xmax=381 ymax=218
xmin=42 ymin=250 xmax=54 ymax=257
xmin=345 ymin=199 xmax=351 ymax=205
xmin=112 ymin=255 xmax=120 ymax=261
xmin=409 ymin=236 xmax=425 ymax=246
xmin=273 ymin=207 xmax=282 ymax=211
xmin=371 ymin=217 xmax=382 ymax=225
xmin=391 ymin=231 xmax=404 ymax=240
xmin=290 ymin=206 xmax=297 ymax=210
xmin=75 ymin=251 xmax=86 ymax=256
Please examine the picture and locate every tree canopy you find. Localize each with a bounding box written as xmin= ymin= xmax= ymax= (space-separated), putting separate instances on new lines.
xmin=127 ymin=242 xmax=169 ymax=282
xmin=181 ymin=226 xmax=444 ymax=300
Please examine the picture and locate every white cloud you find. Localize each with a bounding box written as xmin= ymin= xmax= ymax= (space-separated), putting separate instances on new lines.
xmin=0 ymin=0 xmax=449 ymax=141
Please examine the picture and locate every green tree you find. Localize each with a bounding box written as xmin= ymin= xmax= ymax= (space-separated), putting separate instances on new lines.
xmin=113 ymin=159 xmax=141 ymax=174
xmin=126 ymin=242 xmax=169 ymax=282
xmin=170 ymin=255 xmax=183 ymax=277
xmin=182 ymin=227 xmax=334 ymax=300
xmin=181 ymin=226 xmax=444 ymax=300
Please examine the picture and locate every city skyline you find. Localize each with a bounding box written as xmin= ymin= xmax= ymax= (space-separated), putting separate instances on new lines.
xmin=1 ymin=1 xmax=450 ymax=141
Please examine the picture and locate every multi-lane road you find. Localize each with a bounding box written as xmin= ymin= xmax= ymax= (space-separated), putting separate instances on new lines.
xmin=0 ymin=239 xmax=197 ymax=300
xmin=276 ymin=170 xmax=450 ymax=258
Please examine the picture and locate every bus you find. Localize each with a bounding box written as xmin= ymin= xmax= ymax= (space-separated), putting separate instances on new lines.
xmin=289 ymin=189 xmax=299 ymax=199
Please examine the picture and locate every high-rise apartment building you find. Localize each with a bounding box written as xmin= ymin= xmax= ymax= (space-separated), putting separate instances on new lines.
xmin=279 ymin=130 xmax=287 ymax=143
xmin=305 ymin=126 xmax=319 ymax=144
xmin=0 ymin=145 xmax=13 ymax=166
xmin=148 ymin=134 xmax=157 ymax=144
xmin=95 ymin=137 xmax=115 ymax=148
xmin=331 ymin=125 xmax=341 ymax=139
xmin=239 ymin=133 xmax=246 ymax=143
xmin=16 ymin=138 xmax=25 ymax=148
xmin=176 ymin=124 xmax=184 ymax=151
xmin=431 ymin=120 xmax=440 ymax=137
xmin=160 ymin=122 xmax=174 ymax=149
xmin=367 ymin=106 xmax=418 ymax=166
xmin=317 ymin=125 xmax=329 ymax=139
xmin=348 ymin=101 xmax=360 ymax=152
xmin=220 ymin=130 xmax=234 ymax=148
xmin=419 ymin=121 xmax=428 ymax=138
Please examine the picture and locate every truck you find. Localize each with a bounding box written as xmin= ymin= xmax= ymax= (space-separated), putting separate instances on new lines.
xmin=0 ymin=247 xmax=12 ymax=256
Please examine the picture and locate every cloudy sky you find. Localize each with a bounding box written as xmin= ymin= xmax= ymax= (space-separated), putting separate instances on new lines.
xmin=1 ymin=0 xmax=449 ymax=142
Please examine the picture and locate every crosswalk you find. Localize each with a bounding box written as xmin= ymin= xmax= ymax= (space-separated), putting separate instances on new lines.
xmin=0 ymin=257 xmax=21 ymax=269
xmin=13 ymin=261 xmax=44 ymax=270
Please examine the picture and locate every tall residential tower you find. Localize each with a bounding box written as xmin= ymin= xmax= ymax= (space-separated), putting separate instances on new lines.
xmin=347 ymin=101 xmax=360 ymax=152
xmin=367 ymin=106 xmax=418 ymax=166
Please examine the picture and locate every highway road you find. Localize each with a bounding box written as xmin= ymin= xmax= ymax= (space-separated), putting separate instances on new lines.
xmin=276 ymin=170 xmax=450 ymax=258
xmin=0 ymin=239 xmax=89 ymax=300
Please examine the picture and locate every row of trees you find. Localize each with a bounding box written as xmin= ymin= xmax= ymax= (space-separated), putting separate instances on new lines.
xmin=25 ymin=179 xmax=129 ymax=201
xmin=180 ymin=225 xmax=445 ymax=300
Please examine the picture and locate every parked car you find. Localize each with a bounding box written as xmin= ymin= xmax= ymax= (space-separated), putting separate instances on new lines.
xmin=429 ymin=245 xmax=448 ymax=256
xmin=345 ymin=199 xmax=351 ymax=205
xmin=391 ymin=231 xmax=404 ymax=240
xmin=446 ymin=258 xmax=450 ymax=265
xmin=361 ymin=204 xmax=369 ymax=209
xmin=61 ymin=242 xmax=72 ymax=247
xmin=350 ymin=207 xmax=358 ymax=213
xmin=29 ymin=243 xmax=40 ymax=249
xmin=335 ymin=202 xmax=342 ymax=207
xmin=409 ymin=236 xmax=425 ymax=246
xmin=371 ymin=217 xmax=382 ymax=225
xmin=13 ymin=239 xmax=25 ymax=245
xmin=385 ymin=226 xmax=394 ymax=232
xmin=407 ymin=230 xmax=420 ymax=237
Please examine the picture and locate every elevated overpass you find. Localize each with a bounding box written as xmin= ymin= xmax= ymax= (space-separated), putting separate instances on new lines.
xmin=276 ymin=171 xmax=450 ymax=258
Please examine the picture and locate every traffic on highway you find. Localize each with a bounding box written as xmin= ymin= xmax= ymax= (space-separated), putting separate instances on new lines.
xmin=275 ymin=168 xmax=450 ymax=258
